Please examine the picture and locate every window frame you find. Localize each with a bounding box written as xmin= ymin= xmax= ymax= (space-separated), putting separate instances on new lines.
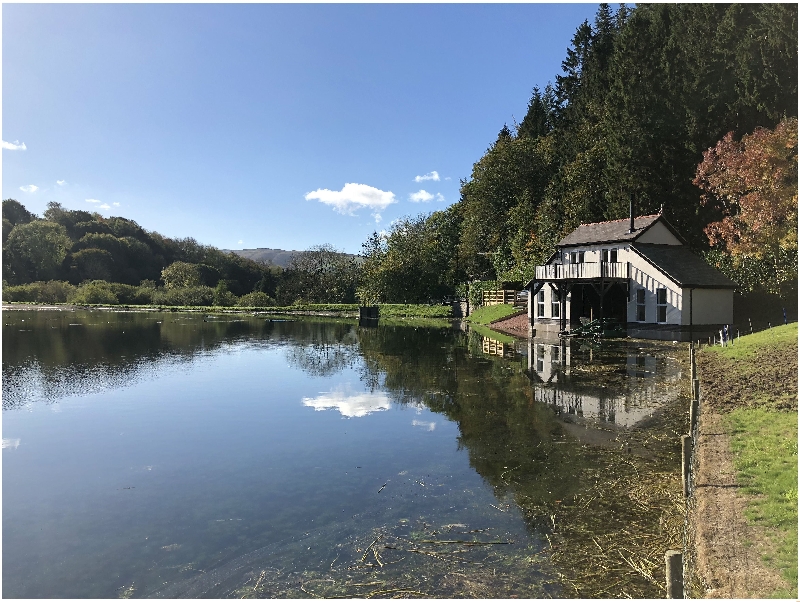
xmin=537 ymin=290 xmax=546 ymax=317
xmin=636 ymin=288 xmax=646 ymax=322
xmin=656 ymin=287 xmax=667 ymax=323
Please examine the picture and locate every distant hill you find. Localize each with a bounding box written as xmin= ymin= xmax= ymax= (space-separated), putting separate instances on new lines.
xmin=225 ymin=248 xmax=299 ymax=268
xmin=225 ymin=248 xmax=359 ymax=268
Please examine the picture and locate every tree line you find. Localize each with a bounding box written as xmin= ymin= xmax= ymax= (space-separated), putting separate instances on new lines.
xmin=4 ymin=4 xmax=797 ymax=307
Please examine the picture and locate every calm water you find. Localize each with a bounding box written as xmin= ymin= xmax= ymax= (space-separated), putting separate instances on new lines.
xmin=2 ymin=310 xmax=685 ymax=598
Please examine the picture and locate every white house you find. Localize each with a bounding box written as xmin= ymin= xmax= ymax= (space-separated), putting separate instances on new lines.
xmin=524 ymin=214 xmax=737 ymax=341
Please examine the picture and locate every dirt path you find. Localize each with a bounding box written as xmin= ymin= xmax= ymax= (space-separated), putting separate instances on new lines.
xmin=690 ymin=410 xmax=788 ymax=597
xmin=690 ymin=345 xmax=797 ymax=597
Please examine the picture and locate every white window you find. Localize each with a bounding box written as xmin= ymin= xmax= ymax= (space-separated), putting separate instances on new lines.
xmin=656 ymin=288 xmax=667 ymax=323
xmin=602 ymin=248 xmax=618 ymax=262
xmin=636 ymin=288 xmax=646 ymax=322
xmin=551 ymin=293 xmax=560 ymax=317
xmin=537 ymin=290 xmax=545 ymax=317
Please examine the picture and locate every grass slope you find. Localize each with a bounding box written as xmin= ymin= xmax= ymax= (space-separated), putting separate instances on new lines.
xmin=465 ymin=304 xmax=519 ymax=325
xmin=701 ymin=323 xmax=798 ymax=594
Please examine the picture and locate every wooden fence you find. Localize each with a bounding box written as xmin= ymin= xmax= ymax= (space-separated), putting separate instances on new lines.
xmin=482 ymin=289 xmax=521 ymax=306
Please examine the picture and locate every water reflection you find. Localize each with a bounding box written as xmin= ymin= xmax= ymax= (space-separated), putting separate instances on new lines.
xmin=528 ymin=338 xmax=683 ymax=427
xmin=3 ymin=310 xmax=685 ymax=598
xmin=302 ymin=385 xmax=391 ymax=417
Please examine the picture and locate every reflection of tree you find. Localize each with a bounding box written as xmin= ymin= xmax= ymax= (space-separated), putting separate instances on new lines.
xmin=2 ymin=311 xmax=277 ymax=408
xmin=356 ymin=324 xmax=583 ymax=515
xmin=283 ymin=321 xmax=360 ymax=377
xmin=354 ymin=323 xmax=684 ymax=597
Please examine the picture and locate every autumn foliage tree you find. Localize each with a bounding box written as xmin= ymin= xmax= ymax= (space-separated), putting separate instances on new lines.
xmin=694 ymin=117 xmax=798 ymax=293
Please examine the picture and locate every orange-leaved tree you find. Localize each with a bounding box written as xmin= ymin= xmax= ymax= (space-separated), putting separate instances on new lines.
xmin=694 ymin=117 xmax=797 ymax=293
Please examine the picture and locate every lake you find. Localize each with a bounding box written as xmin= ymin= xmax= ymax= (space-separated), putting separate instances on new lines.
xmin=2 ymin=309 xmax=687 ymax=598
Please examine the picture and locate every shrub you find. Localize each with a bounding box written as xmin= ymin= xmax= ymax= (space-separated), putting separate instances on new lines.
xmin=213 ymin=281 xmax=237 ymax=307
xmin=237 ymin=291 xmax=275 ymax=307
xmin=68 ymin=280 xmax=119 ymax=305
xmin=2 ymin=280 xmax=76 ymax=303
xmin=151 ymin=285 xmax=214 ymax=306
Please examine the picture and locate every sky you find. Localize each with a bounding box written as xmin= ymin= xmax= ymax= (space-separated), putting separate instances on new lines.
xmin=3 ymin=3 xmax=603 ymax=254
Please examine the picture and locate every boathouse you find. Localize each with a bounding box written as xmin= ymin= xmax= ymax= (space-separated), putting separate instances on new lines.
xmin=524 ymin=214 xmax=737 ymax=341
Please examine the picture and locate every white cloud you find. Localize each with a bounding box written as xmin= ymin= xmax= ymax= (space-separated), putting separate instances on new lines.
xmin=238 ymin=239 xmax=243 ymax=245
xmin=19 ymin=184 xmax=38 ymax=193
xmin=2 ymin=140 xmax=27 ymax=151
xmin=409 ymin=190 xmax=434 ymax=203
xmin=409 ymin=190 xmax=445 ymax=203
xmin=303 ymin=386 xmax=392 ymax=418
xmin=85 ymin=199 xmax=101 ymax=204
xmin=414 ymin=171 xmax=440 ymax=183
xmin=445 ymin=177 xmax=452 ymax=181
xmin=56 ymin=180 xmax=66 ymax=186
xmin=98 ymin=203 xmax=111 ymax=210
xmin=112 ymin=202 xmax=121 ymax=207
xmin=305 ymin=182 xmax=396 ymax=223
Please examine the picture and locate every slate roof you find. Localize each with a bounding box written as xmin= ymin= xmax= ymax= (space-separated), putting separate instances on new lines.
xmin=557 ymin=214 xmax=666 ymax=247
xmin=632 ymin=244 xmax=737 ymax=288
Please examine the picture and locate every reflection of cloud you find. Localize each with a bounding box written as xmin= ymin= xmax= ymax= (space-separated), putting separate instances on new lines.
xmin=303 ymin=385 xmax=391 ymax=417
xmin=412 ymin=420 xmax=436 ymax=431
xmin=2 ymin=438 xmax=20 ymax=449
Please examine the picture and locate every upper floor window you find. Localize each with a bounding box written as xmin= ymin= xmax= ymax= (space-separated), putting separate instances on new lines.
xmin=601 ymin=248 xmax=618 ymax=263
xmin=656 ymin=288 xmax=667 ymax=323
xmin=569 ymin=251 xmax=585 ymax=264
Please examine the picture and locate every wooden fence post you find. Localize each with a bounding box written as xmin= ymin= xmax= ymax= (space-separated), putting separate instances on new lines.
xmin=665 ymin=550 xmax=684 ymax=598
xmin=682 ymin=435 xmax=692 ymax=497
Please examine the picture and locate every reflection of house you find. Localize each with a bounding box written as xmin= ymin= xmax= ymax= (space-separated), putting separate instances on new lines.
xmin=527 ymin=339 xmax=683 ymax=427
xmin=527 ymin=342 xmax=569 ymax=382
xmin=525 ymin=214 xmax=737 ymax=341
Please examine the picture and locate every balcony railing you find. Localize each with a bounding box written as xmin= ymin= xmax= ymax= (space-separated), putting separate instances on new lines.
xmin=535 ymin=261 xmax=629 ymax=281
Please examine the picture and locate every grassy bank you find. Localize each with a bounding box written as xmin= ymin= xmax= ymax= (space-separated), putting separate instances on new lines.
xmin=465 ymin=303 xmax=520 ymax=325
xmin=699 ymin=323 xmax=798 ymax=595
xmin=2 ymin=301 xmax=455 ymax=319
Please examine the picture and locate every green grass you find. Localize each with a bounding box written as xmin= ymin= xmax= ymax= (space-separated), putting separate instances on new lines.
xmin=705 ymin=322 xmax=797 ymax=361
xmin=10 ymin=301 xmax=454 ymax=319
xmin=467 ymin=322 xmax=517 ymax=344
xmin=465 ymin=303 xmax=520 ymax=325
xmin=724 ymin=408 xmax=798 ymax=591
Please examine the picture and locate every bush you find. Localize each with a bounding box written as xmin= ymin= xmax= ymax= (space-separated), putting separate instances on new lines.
xmin=68 ymin=280 xmax=119 ymax=305
xmin=213 ymin=281 xmax=237 ymax=307
xmin=2 ymin=280 xmax=76 ymax=303
xmin=151 ymin=285 xmax=214 ymax=306
xmin=237 ymin=291 xmax=275 ymax=307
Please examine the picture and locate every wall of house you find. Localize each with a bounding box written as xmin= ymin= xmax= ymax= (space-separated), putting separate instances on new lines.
xmin=531 ymin=281 xmax=571 ymax=326
xmin=683 ymin=288 xmax=734 ymax=325
xmin=626 ymin=249 xmax=683 ymax=325
xmin=636 ymin=222 xmax=683 ymax=245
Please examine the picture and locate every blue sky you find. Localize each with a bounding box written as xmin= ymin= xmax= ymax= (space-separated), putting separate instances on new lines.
xmin=3 ymin=3 xmax=602 ymax=254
